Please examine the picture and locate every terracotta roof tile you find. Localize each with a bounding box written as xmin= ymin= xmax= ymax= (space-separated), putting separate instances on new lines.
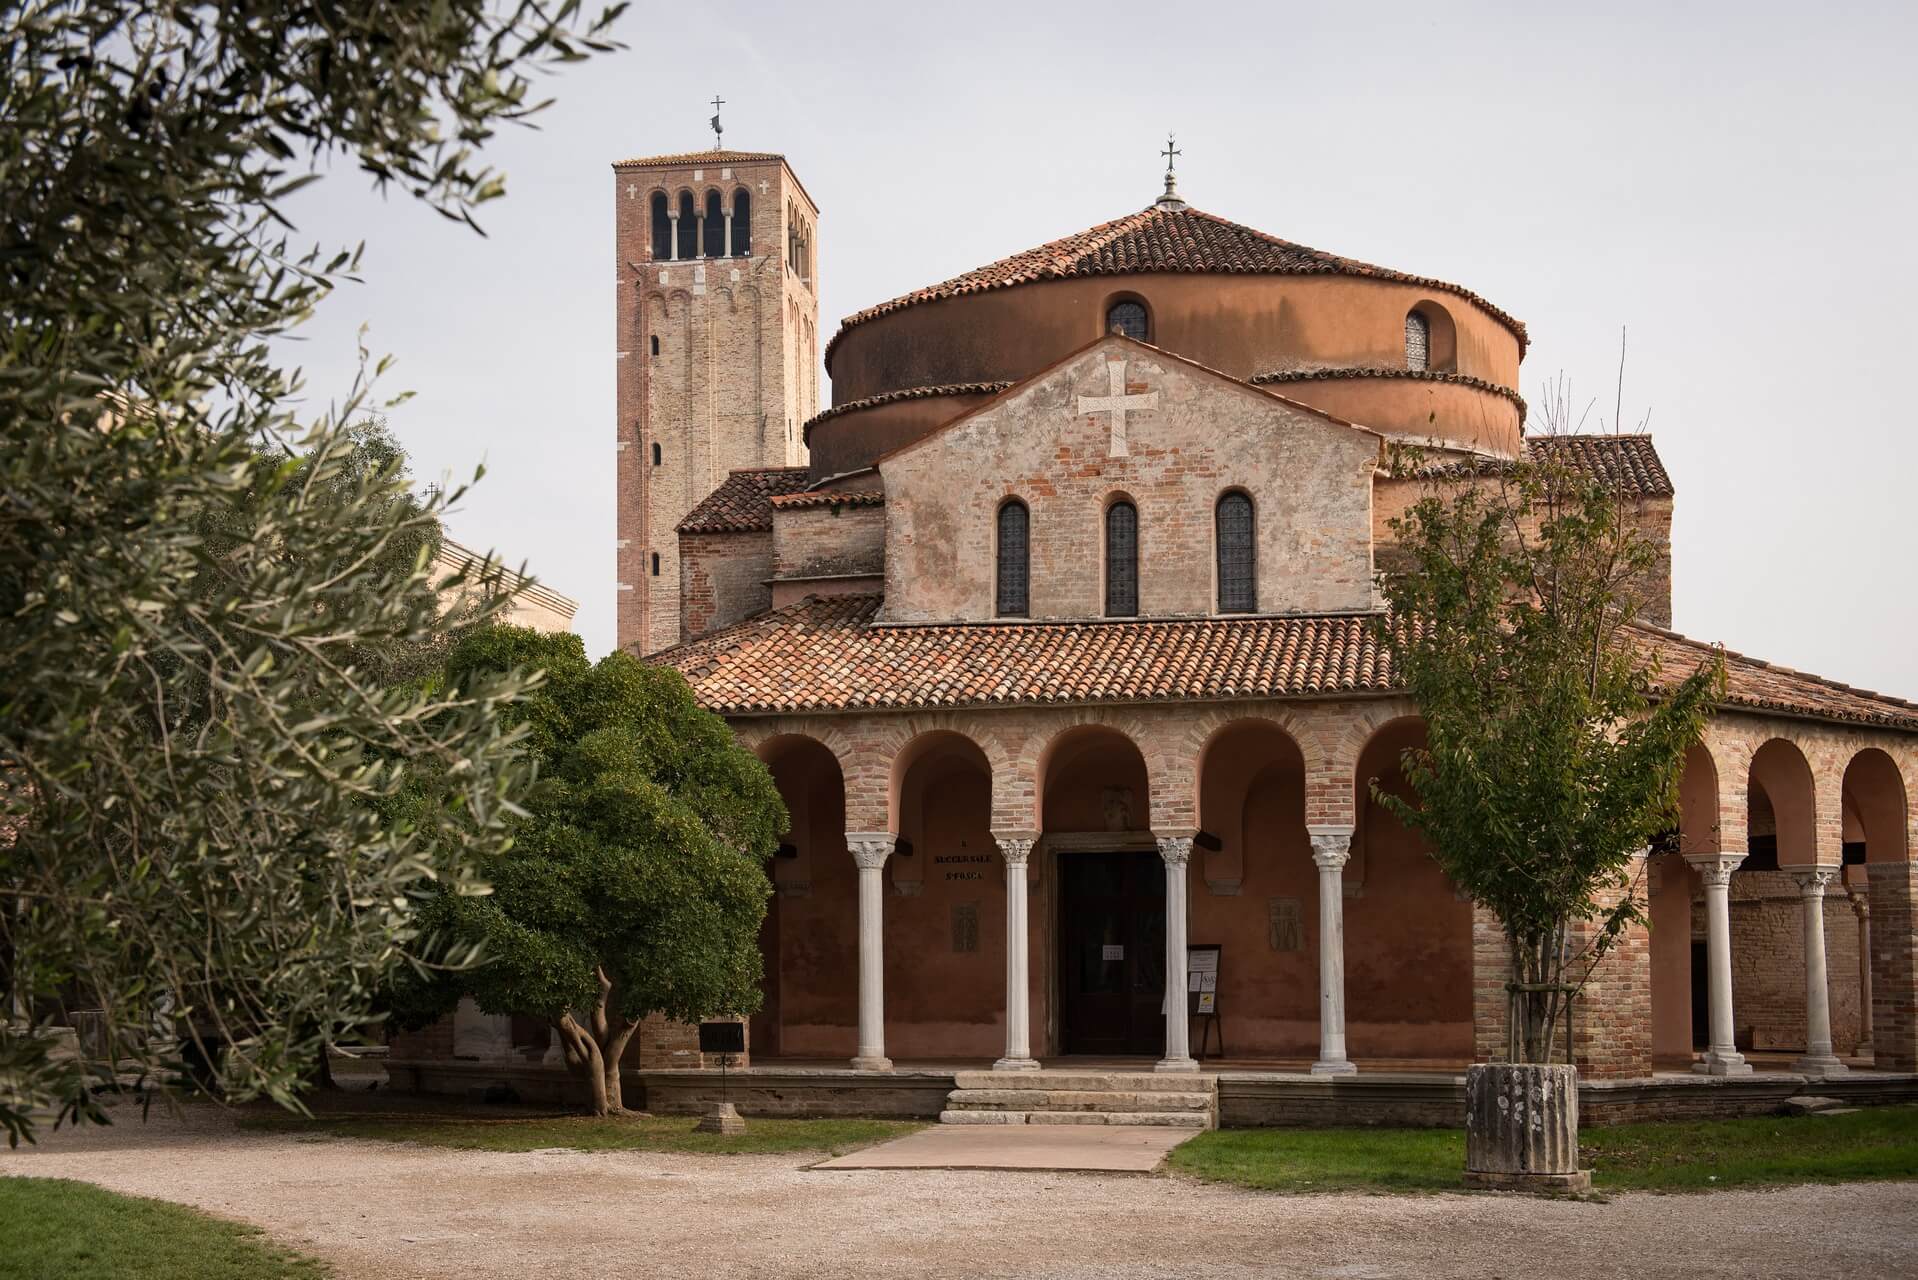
xmin=1412 ymin=435 xmax=1674 ymax=498
xmin=1253 ymin=367 xmax=1528 ymax=423
xmin=768 ymin=490 xmax=885 ymax=512
xmin=654 ymin=595 xmax=1918 ymax=732
xmin=612 ymin=149 xmax=784 ymax=168
xmin=677 ymin=468 xmax=812 ymax=534
xmin=825 ymin=204 xmax=1527 ymax=366
xmin=803 ymin=382 xmax=1014 ymax=444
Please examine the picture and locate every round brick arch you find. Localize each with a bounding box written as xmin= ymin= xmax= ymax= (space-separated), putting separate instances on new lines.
xmin=886 ymin=727 xmax=997 ymax=835
xmin=1030 ymin=719 xmax=1158 ymax=835
xmin=1749 ymin=737 xmax=1822 ymax=866
xmin=1845 ymin=747 xmax=1911 ymax=863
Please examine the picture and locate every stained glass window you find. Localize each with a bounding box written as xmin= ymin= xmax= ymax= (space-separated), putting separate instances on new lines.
xmin=997 ymin=500 xmax=1030 ymax=617
xmin=1105 ymin=501 xmax=1138 ymax=616
xmin=1405 ymin=310 xmax=1430 ymax=372
xmin=1107 ymin=300 xmax=1149 ymax=341
xmin=1216 ymin=492 xmax=1255 ymax=613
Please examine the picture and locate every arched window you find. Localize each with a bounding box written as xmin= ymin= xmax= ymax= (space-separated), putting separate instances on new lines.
xmin=650 ymin=192 xmax=671 ymax=259
xmin=1405 ymin=309 xmax=1431 ymax=372
xmin=1216 ymin=492 xmax=1256 ymax=613
xmin=1105 ymin=500 xmax=1138 ymax=616
xmin=703 ymin=190 xmax=724 ymax=258
xmin=649 ymin=334 xmax=659 ymax=356
xmin=650 ymin=552 xmax=661 ymax=576
xmin=651 ymin=441 xmax=662 ymax=466
xmin=676 ymin=191 xmax=697 ymax=260
xmin=1106 ymin=300 xmax=1149 ymax=341
xmin=731 ymin=188 xmax=752 ymax=256
xmin=996 ymin=500 xmax=1030 ymax=618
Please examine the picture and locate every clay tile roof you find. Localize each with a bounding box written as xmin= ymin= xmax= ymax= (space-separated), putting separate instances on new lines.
xmin=653 ymin=595 xmax=1918 ymax=732
xmin=1411 ymin=435 xmax=1674 ymax=498
xmin=612 ymin=149 xmax=784 ymax=168
xmin=1253 ymin=367 xmax=1528 ymax=422
xmin=767 ymin=490 xmax=885 ymax=512
xmin=803 ymin=382 xmax=1015 ymax=443
xmin=825 ymin=204 xmax=1527 ymax=366
xmin=1527 ymin=434 xmax=1673 ymax=499
xmin=677 ymin=468 xmax=813 ymax=535
xmin=655 ymin=597 xmax=1397 ymax=713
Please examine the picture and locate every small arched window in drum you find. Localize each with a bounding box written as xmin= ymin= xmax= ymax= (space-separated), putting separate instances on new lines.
xmin=1106 ymin=300 xmax=1149 ymax=341
xmin=1405 ymin=309 xmax=1431 ymax=372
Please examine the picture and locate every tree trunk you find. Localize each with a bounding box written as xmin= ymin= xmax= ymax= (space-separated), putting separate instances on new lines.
xmin=552 ymin=968 xmax=638 ymax=1116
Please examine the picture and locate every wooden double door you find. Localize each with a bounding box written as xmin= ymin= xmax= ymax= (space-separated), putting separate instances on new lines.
xmin=1058 ymin=850 xmax=1166 ymax=1056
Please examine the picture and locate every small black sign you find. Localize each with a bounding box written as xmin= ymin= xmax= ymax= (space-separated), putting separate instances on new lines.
xmin=698 ymin=1020 xmax=745 ymax=1055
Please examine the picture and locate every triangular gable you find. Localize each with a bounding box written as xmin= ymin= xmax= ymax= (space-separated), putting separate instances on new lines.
xmin=875 ymin=332 xmax=1381 ymax=472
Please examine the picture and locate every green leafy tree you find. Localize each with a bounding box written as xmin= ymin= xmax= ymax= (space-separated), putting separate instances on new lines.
xmin=1375 ymin=436 xmax=1724 ymax=1065
xmin=394 ymin=627 xmax=785 ymax=1116
xmin=0 ymin=0 xmax=619 ymax=1144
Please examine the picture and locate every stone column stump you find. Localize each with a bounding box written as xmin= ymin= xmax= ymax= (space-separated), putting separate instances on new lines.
xmin=1463 ymin=1063 xmax=1590 ymax=1194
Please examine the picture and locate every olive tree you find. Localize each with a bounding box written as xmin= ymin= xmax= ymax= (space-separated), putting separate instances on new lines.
xmin=0 ymin=0 xmax=620 ymax=1143
xmin=392 ymin=627 xmax=785 ymax=1116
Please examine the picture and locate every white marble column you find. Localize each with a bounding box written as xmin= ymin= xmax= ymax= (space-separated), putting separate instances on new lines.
xmin=1156 ymin=835 xmax=1198 ymax=1072
xmin=1794 ymin=868 xmax=1847 ymax=1076
xmin=1308 ymin=826 xmax=1358 ymax=1076
xmin=667 ymin=211 xmax=680 ymax=261
xmin=723 ymin=210 xmax=734 ymax=256
xmin=1851 ymin=888 xmax=1874 ymax=1060
xmin=993 ymin=834 xmax=1040 ymax=1071
xmin=1686 ymin=852 xmax=1752 ymax=1076
xmin=846 ymin=833 xmax=895 ymax=1071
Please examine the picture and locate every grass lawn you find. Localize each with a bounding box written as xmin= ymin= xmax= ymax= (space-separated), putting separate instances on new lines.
xmin=240 ymin=1109 xmax=919 ymax=1156
xmin=0 ymin=1177 xmax=328 ymax=1279
xmin=1169 ymin=1104 xmax=1918 ymax=1195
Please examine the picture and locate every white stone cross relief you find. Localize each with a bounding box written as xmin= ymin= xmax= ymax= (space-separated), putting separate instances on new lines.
xmin=1078 ymin=360 xmax=1158 ymax=458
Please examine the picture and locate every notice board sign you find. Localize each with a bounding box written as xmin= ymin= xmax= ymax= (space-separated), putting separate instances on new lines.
xmin=1186 ymin=944 xmax=1221 ymax=1016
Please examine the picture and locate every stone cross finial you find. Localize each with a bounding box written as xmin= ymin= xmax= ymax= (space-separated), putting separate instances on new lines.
xmin=1078 ymin=359 xmax=1158 ymax=457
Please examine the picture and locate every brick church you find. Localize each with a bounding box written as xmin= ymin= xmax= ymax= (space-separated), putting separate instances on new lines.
xmin=402 ymin=142 xmax=1918 ymax=1110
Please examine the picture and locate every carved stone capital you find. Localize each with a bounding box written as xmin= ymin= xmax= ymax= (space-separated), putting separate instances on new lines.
xmin=845 ymin=833 xmax=895 ymax=871
xmin=1156 ymin=835 xmax=1194 ymax=867
xmin=1308 ymin=825 xmax=1355 ymax=872
xmin=1684 ymin=851 xmax=1746 ymax=889
xmin=994 ymin=836 xmax=1036 ymax=867
xmin=1849 ymin=888 xmax=1870 ymax=919
xmin=1793 ymin=867 xmax=1840 ymax=896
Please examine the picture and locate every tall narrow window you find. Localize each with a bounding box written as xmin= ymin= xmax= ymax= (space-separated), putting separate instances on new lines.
xmin=650 ymin=192 xmax=671 ymax=259
xmin=650 ymin=552 xmax=661 ymax=576
xmin=731 ymin=188 xmax=752 ymax=256
xmin=676 ymin=191 xmax=697 ymax=259
xmin=1216 ymin=492 xmax=1256 ymax=614
xmin=996 ymin=500 xmax=1030 ymax=617
xmin=703 ymin=190 xmax=725 ymax=257
xmin=651 ymin=442 xmax=662 ymax=465
xmin=1405 ymin=309 xmax=1431 ymax=372
xmin=649 ymin=334 xmax=659 ymax=356
xmin=1105 ymin=501 xmax=1138 ymax=616
xmin=1106 ymin=300 xmax=1149 ymax=341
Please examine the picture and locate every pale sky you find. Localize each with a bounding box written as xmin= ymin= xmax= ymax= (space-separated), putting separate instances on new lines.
xmin=282 ymin=0 xmax=1917 ymax=698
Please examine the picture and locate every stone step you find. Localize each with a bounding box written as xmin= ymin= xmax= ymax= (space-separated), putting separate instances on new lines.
xmin=951 ymin=1070 xmax=1216 ymax=1093
xmin=938 ymin=1109 xmax=1209 ymax=1129
xmin=947 ymin=1088 xmax=1213 ymax=1113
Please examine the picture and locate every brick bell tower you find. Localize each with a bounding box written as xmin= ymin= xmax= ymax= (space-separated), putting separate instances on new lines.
xmin=613 ymin=142 xmax=820 ymax=655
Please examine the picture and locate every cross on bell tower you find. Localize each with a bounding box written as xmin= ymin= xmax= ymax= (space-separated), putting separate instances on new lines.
xmin=709 ymin=95 xmax=725 ymax=148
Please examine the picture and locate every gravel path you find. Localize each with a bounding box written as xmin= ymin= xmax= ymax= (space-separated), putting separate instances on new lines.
xmin=5 ymin=1107 xmax=1915 ymax=1279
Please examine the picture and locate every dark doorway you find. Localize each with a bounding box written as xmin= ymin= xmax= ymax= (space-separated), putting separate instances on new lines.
xmin=1059 ymin=851 xmax=1166 ymax=1055
xmin=1690 ymin=940 xmax=1710 ymax=1048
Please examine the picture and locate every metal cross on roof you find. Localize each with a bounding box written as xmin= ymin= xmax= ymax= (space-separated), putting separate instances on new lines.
xmin=710 ymin=95 xmax=725 ymax=148
xmin=1161 ymin=133 xmax=1181 ymax=175
xmin=1156 ymin=133 xmax=1187 ymax=210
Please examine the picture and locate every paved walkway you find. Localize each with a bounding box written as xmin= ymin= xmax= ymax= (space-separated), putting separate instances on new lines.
xmin=6 ymin=1107 xmax=1916 ymax=1279
xmin=813 ymin=1123 xmax=1191 ymax=1171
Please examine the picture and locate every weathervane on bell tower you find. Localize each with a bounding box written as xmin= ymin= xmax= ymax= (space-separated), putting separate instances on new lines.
xmin=1156 ymin=132 xmax=1187 ymax=210
xmin=709 ymin=94 xmax=725 ymax=149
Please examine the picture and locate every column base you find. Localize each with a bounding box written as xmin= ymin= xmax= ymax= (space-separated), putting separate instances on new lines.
xmin=991 ymin=1056 xmax=1041 ymax=1072
xmin=1310 ymin=1058 xmax=1358 ymax=1077
xmin=850 ymin=1054 xmax=893 ymax=1072
xmin=1793 ymin=1053 xmax=1848 ymax=1078
xmin=1154 ymin=1055 xmax=1200 ymax=1073
xmin=1693 ymin=1050 xmax=1753 ymax=1077
xmin=1855 ymin=1042 xmax=1875 ymax=1061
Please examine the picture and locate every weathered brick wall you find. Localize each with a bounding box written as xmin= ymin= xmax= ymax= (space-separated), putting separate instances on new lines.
xmin=1870 ymin=861 xmax=1918 ymax=1070
xmin=679 ymin=528 xmax=773 ymax=643
xmin=615 ymin=155 xmax=818 ymax=656
xmin=878 ymin=340 xmax=1381 ymax=625
xmin=772 ymin=498 xmax=884 ymax=580
xmin=1728 ymin=871 xmax=1865 ymax=1052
